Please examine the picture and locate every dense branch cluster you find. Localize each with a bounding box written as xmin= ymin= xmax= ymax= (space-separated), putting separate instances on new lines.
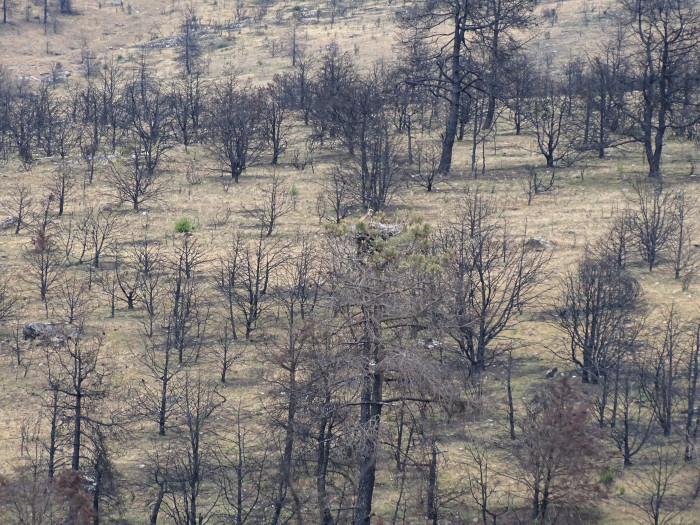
xmin=2 ymin=0 xmax=700 ymax=523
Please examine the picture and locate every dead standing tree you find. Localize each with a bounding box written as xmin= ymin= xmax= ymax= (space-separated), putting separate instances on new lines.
xmin=434 ymin=189 xmax=550 ymax=375
xmin=108 ymin=69 xmax=172 ymax=211
xmin=618 ymin=0 xmax=700 ymax=178
xmin=216 ymin=230 xmax=289 ymax=341
xmin=45 ymin=331 xmax=111 ymax=473
xmin=554 ymin=254 xmax=642 ymax=386
xmin=206 ymin=78 xmax=263 ymax=183
xmin=22 ymin=227 xmax=66 ymax=315
xmin=49 ymin=163 xmax=75 ymax=218
xmin=159 ymin=374 xmax=225 ymax=525
xmin=257 ymin=236 xmax=324 ymax=524
xmin=262 ymin=79 xmax=292 ymax=166
xmin=242 ymin=171 xmax=296 ymax=237
xmin=136 ymin=236 xmax=209 ymax=436
xmin=8 ymin=184 xmax=32 ymax=234
xmin=107 ymin=150 xmax=166 ymax=212
xmin=397 ymin=0 xmax=533 ymax=173
xmin=639 ymin=307 xmax=687 ymax=438
xmin=628 ymin=180 xmax=678 ymax=272
xmin=325 ymin=218 xmax=448 ymax=525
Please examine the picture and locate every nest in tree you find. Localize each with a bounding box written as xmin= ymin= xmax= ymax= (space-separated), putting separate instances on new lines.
xmin=354 ymin=220 xmax=403 ymax=256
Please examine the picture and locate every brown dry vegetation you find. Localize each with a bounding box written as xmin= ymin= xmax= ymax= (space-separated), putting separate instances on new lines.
xmin=2 ymin=0 xmax=700 ymax=523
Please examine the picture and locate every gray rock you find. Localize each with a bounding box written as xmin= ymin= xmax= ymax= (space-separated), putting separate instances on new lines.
xmin=23 ymin=322 xmax=82 ymax=342
xmin=544 ymin=367 xmax=558 ymax=379
xmin=23 ymin=322 xmax=59 ymax=340
xmin=368 ymin=220 xmax=402 ymax=238
xmin=524 ymin=236 xmax=550 ymax=251
xmin=0 ymin=216 xmax=17 ymax=230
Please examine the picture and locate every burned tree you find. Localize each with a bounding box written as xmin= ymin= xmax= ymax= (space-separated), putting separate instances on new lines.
xmin=106 ymin=150 xmax=165 ymax=211
xmin=618 ymin=0 xmax=700 ymax=178
xmin=216 ymin=230 xmax=288 ymax=340
xmin=324 ymin=218 xmax=448 ymax=525
xmin=398 ymin=0 xmax=534 ymax=172
xmin=206 ymin=78 xmax=263 ymax=182
xmin=629 ymin=180 xmax=678 ymax=272
xmin=46 ymin=331 xmax=111 ymax=473
xmin=137 ymin=237 xmax=208 ymax=436
xmin=22 ymin=227 xmax=66 ymax=311
xmin=555 ymin=254 xmax=642 ymax=385
xmin=435 ymin=189 xmax=550 ymax=374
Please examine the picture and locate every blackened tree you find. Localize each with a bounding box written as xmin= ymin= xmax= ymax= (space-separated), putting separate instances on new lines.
xmin=474 ymin=0 xmax=535 ymax=130
xmin=629 ymin=179 xmax=678 ymax=272
xmin=526 ymin=66 xmax=580 ymax=168
xmin=555 ymin=254 xmax=642 ymax=385
xmin=178 ymin=3 xmax=202 ymax=76
xmin=639 ymin=307 xmax=687 ymax=437
xmin=170 ymin=72 xmax=204 ymax=150
xmin=106 ymin=149 xmax=166 ymax=211
xmin=325 ymin=218 xmax=448 ymax=525
xmin=611 ymin=369 xmax=655 ymax=466
xmin=398 ymin=0 xmax=534 ymax=172
xmin=206 ymin=78 xmax=263 ymax=182
xmin=216 ymin=230 xmax=288 ymax=340
xmin=122 ymin=70 xmax=173 ymax=178
xmin=161 ymin=374 xmax=224 ymax=525
xmin=262 ymin=78 xmax=291 ymax=165
xmin=97 ymin=58 xmax=124 ymax=153
xmin=9 ymin=81 xmax=37 ymax=169
xmin=47 ymin=332 xmax=110 ymax=472
xmin=435 ymin=189 xmax=550 ymax=374
xmin=585 ymin=33 xmax=629 ymax=158
xmin=22 ymin=227 xmax=66 ymax=310
xmin=618 ymin=0 xmax=700 ymax=178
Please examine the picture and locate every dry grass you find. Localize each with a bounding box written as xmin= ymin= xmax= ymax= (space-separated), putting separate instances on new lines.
xmin=3 ymin=0 xmax=700 ymax=522
xmin=3 ymin=121 xmax=700 ymax=522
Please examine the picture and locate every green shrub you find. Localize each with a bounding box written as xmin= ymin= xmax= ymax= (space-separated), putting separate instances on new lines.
xmin=598 ymin=469 xmax=615 ymax=485
xmin=174 ymin=217 xmax=193 ymax=233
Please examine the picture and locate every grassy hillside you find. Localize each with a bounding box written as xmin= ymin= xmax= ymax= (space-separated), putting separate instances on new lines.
xmin=2 ymin=0 xmax=700 ymax=523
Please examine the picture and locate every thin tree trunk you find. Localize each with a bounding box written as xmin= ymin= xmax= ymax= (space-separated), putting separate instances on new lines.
xmin=354 ymin=332 xmax=383 ymax=525
xmin=507 ymin=352 xmax=516 ymax=440
xmin=686 ymin=325 xmax=700 ymax=460
xmin=437 ymin=21 xmax=464 ymax=173
xmin=72 ymin=388 xmax=82 ymax=470
xmin=150 ymin=484 xmax=165 ymax=525
xmin=426 ymin=441 xmax=438 ymax=524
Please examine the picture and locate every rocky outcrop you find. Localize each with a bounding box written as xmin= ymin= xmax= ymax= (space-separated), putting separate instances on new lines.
xmin=23 ymin=322 xmax=59 ymax=340
xmin=0 ymin=216 xmax=17 ymax=230
xmin=23 ymin=322 xmax=82 ymax=342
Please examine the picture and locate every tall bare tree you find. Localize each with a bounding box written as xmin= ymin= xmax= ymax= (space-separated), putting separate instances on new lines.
xmin=206 ymin=78 xmax=263 ymax=182
xmin=216 ymin=230 xmax=288 ymax=340
xmin=555 ymin=254 xmax=642 ymax=385
xmin=399 ymin=0 xmax=534 ymax=172
xmin=324 ymin=218 xmax=450 ymax=525
xmin=22 ymin=227 xmax=66 ymax=312
xmin=46 ymin=331 xmax=110 ymax=473
xmin=629 ymin=180 xmax=678 ymax=272
xmin=161 ymin=374 xmax=224 ymax=525
xmin=435 ymin=189 xmax=550 ymax=374
xmin=618 ymin=0 xmax=700 ymax=177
